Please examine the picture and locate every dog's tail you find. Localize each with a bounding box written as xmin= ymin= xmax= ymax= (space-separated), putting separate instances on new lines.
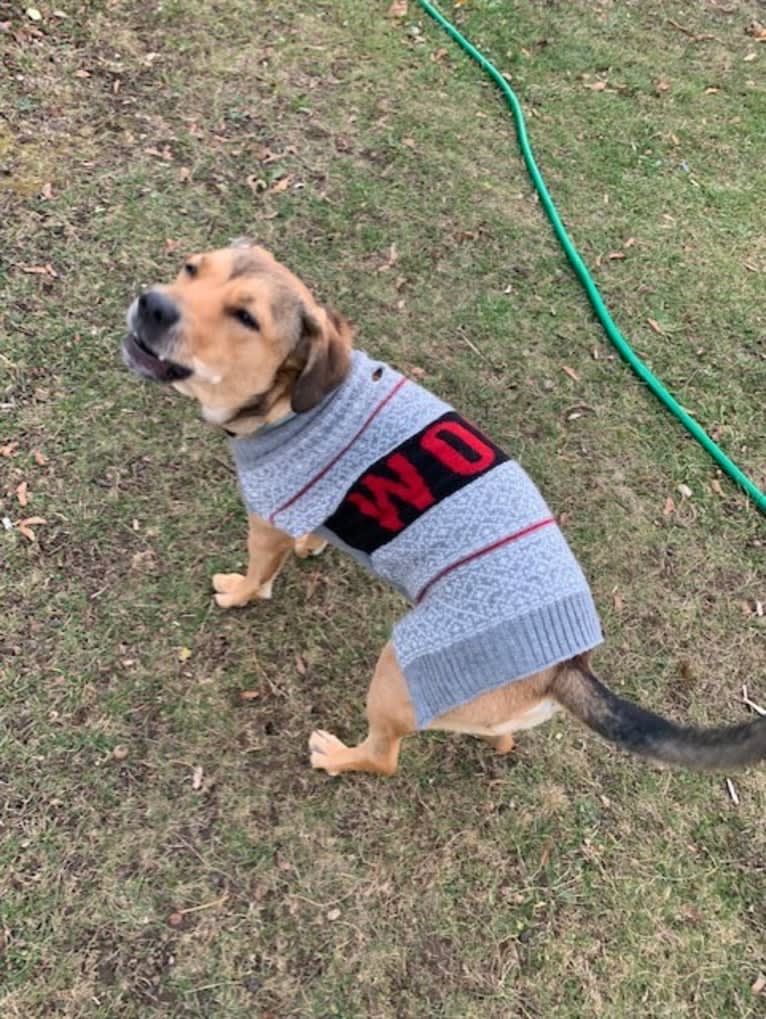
xmin=551 ymin=662 xmax=766 ymax=771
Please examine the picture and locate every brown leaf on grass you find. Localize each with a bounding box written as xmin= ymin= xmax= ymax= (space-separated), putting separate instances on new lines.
xmin=177 ymin=646 xmax=192 ymax=663
xmin=269 ymin=175 xmax=293 ymax=193
xmin=15 ymin=481 xmax=29 ymax=507
xmin=561 ymin=365 xmax=580 ymax=382
xmin=164 ymin=238 xmax=179 ymax=255
xmin=112 ymin=744 xmax=129 ymax=761
xmin=677 ymin=483 xmax=693 ymax=499
xmin=20 ymin=263 xmax=58 ymax=278
xmin=613 ymin=590 xmax=624 ymax=613
xmin=647 ymin=317 xmax=664 ymax=335
xmin=16 ymin=516 xmax=46 ymax=541
xmin=295 ymin=654 xmax=307 ymax=676
xmin=584 ymin=80 xmax=608 ymax=91
xmin=752 ymin=973 xmax=766 ymax=995
xmin=238 ymin=689 xmax=260 ymax=702
xmin=1 ymin=442 xmax=19 ymax=458
xmin=710 ymin=478 xmax=725 ymax=497
xmin=704 ymin=86 xmax=721 ymax=94
xmin=167 ymin=911 xmax=184 ymax=928
xmin=387 ymin=0 xmax=408 ymax=16
xmin=431 ymin=48 xmax=449 ymax=63
xmin=40 ymin=181 xmax=54 ymax=200
xmin=655 ymin=78 xmax=671 ymax=93
xmin=178 ymin=166 xmax=191 ymax=182
xmin=402 ymin=136 xmax=417 ymax=149
xmin=192 ymin=765 xmax=204 ymax=790
xmin=74 ymin=68 xmax=91 ymax=78
xmin=663 ymin=496 xmax=675 ymax=517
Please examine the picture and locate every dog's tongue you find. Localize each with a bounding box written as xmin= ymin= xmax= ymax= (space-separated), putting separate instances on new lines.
xmin=122 ymin=333 xmax=182 ymax=383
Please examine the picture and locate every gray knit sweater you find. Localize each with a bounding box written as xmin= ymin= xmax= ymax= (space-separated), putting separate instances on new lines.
xmin=231 ymin=350 xmax=602 ymax=728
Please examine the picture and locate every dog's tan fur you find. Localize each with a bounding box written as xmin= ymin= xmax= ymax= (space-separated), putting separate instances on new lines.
xmin=124 ymin=243 xmax=766 ymax=777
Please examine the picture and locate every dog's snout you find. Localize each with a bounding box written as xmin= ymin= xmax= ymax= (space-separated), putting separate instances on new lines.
xmin=137 ymin=290 xmax=180 ymax=336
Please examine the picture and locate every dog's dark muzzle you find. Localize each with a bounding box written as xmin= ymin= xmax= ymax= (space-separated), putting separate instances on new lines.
xmin=122 ymin=289 xmax=192 ymax=383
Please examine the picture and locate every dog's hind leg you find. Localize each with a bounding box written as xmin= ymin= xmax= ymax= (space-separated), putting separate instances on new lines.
xmin=213 ymin=513 xmax=293 ymax=608
xmin=309 ymin=642 xmax=416 ymax=777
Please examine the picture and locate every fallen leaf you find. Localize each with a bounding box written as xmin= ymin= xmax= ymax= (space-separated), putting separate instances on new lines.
xmin=167 ymin=912 xmax=184 ymax=928
xmin=40 ymin=182 xmax=54 ymax=200
xmin=1 ymin=442 xmax=19 ymax=458
xmin=15 ymin=481 xmax=29 ymax=507
xmin=647 ymin=317 xmax=664 ymax=335
xmin=238 ymin=689 xmax=260 ymax=702
xmin=112 ymin=744 xmax=129 ymax=761
xmin=269 ymin=175 xmax=293 ymax=193
xmin=74 ymin=68 xmax=91 ymax=79
xmin=326 ymin=908 xmax=341 ymax=921
xmin=164 ymin=238 xmax=179 ymax=254
xmin=710 ymin=479 xmax=724 ymax=497
xmin=402 ymin=137 xmax=416 ymax=149
xmin=15 ymin=516 xmax=46 ymax=541
xmin=744 ymin=52 xmax=758 ymax=62
xmin=703 ymin=86 xmax=720 ymax=94
xmin=192 ymin=765 xmax=204 ymax=790
xmin=178 ymin=166 xmax=191 ymax=182
xmin=387 ymin=0 xmax=408 ymax=16
xmin=431 ymin=47 xmax=449 ymax=63
xmin=20 ymin=263 xmax=58 ymax=278
xmin=561 ymin=365 xmax=580 ymax=382
xmin=677 ymin=483 xmax=693 ymax=499
xmin=613 ymin=591 xmax=624 ymax=613
xmin=655 ymin=78 xmax=671 ymax=93
xmin=295 ymin=654 xmax=307 ymax=676
xmin=663 ymin=496 xmax=675 ymax=517
xmin=584 ymin=80 xmax=608 ymax=91
xmin=32 ymin=449 xmax=48 ymax=466
xmin=26 ymin=7 xmax=42 ymax=21
xmin=178 ymin=646 xmax=192 ymax=663
xmin=752 ymin=973 xmax=766 ymax=995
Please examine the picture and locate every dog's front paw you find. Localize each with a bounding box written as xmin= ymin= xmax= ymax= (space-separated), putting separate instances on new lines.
xmin=212 ymin=572 xmax=272 ymax=609
xmin=309 ymin=729 xmax=348 ymax=777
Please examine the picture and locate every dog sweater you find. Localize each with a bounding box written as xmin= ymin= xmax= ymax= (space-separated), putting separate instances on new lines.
xmin=230 ymin=350 xmax=603 ymax=728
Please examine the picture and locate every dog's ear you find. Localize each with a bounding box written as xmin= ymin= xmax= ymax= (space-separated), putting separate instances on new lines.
xmin=291 ymin=305 xmax=352 ymax=413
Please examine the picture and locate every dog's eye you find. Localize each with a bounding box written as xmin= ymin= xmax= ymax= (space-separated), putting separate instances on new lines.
xmin=184 ymin=262 xmax=198 ymax=278
xmin=233 ymin=307 xmax=259 ymax=330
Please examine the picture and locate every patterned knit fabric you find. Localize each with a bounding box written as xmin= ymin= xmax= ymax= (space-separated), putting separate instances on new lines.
xmin=231 ymin=350 xmax=602 ymax=728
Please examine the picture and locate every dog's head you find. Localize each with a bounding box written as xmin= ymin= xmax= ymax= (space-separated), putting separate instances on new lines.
xmin=122 ymin=242 xmax=352 ymax=431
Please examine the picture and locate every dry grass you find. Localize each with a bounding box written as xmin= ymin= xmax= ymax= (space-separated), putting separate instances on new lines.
xmin=1 ymin=1 xmax=765 ymax=1016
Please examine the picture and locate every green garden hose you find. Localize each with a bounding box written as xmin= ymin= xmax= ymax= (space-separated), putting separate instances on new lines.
xmin=416 ymin=0 xmax=766 ymax=515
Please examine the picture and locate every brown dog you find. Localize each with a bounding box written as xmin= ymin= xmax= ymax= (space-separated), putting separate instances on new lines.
xmin=122 ymin=242 xmax=766 ymax=778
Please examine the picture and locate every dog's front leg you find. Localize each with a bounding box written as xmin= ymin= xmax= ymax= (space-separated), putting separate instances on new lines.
xmin=213 ymin=513 xmax=294 ymax=608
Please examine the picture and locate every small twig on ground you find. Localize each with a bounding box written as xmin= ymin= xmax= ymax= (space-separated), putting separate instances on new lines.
xmin=667 ymin=18 xmax=719 ymax=43
xmin=742 ymin=684 xmax=766 ymax=717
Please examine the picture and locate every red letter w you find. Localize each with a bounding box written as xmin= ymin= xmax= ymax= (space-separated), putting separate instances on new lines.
xmin=347 ymin=453 xmax=435 ymax=531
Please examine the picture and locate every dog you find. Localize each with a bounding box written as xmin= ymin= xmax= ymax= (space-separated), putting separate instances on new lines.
xmin=122 ymin=242 xmax=766 ymax=778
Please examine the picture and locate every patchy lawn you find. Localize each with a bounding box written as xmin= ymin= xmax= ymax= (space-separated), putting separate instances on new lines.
xmin=1 ymin=1 xmax=764 ymax=1015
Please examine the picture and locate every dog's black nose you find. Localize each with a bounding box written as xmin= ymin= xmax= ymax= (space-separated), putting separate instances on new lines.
xmin=137 ymin=290 xmax=180 ymax=336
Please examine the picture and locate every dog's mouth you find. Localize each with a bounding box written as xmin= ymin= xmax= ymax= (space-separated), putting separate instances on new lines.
xmin=121 ymin=332 xmax=192 ymax=383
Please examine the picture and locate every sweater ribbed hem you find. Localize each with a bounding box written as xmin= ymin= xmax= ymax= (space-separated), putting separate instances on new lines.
xmin=395 ymin=590 xmax=603 ymax=729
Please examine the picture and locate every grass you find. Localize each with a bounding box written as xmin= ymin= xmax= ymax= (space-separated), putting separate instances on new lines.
xmin=1 ymin=0 xmax=765 ymax=1015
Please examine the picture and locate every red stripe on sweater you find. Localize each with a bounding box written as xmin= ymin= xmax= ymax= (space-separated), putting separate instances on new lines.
xmin=415 ymin=516 xmax=557 ymax=603
xmin=270 ymin=376 xmax=409 ymax=525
